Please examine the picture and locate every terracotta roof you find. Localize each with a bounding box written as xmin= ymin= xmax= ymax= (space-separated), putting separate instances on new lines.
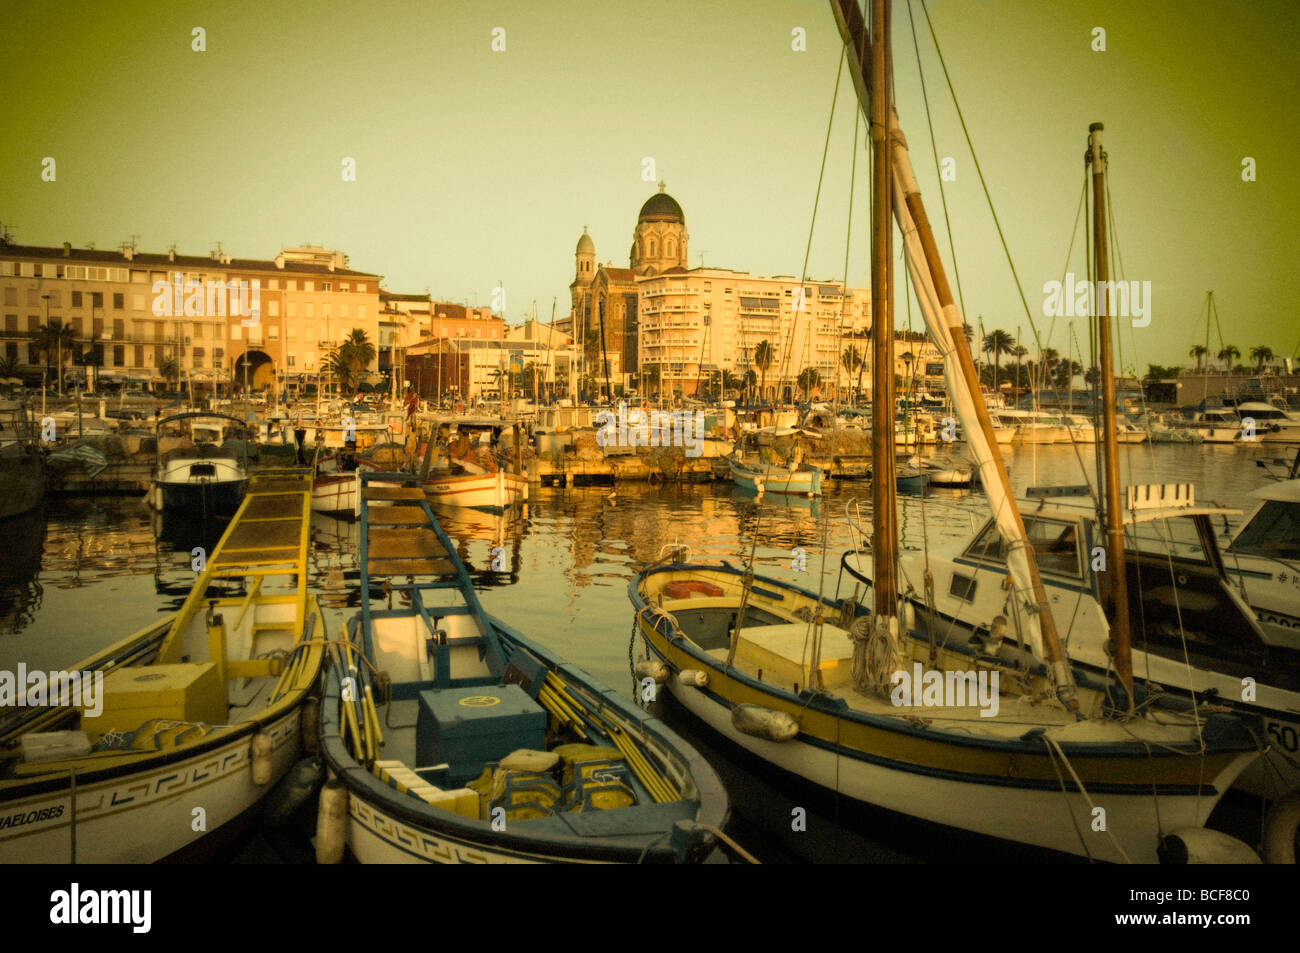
xmin=0 ymin=243 xmax=380 ymax=278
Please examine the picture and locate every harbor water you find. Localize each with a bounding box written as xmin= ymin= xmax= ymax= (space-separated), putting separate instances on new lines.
xmin=0 ymin=440 xmax=1287 ymax=861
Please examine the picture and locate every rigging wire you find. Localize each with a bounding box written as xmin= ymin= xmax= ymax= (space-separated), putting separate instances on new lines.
xmin=776 ymin=44 xmax=848 ymax=404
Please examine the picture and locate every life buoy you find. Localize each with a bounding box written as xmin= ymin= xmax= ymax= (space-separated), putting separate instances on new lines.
xmin=663 ymin=580 xmax=725 ymax=599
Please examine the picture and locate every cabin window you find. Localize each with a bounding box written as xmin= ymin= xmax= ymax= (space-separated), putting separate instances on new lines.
xmin=962 ymin=516 xmax=1081 ymax=578
xmin=949 ymin=573 xmax=977 ymax=602
xmin=1230 ymin=501 xmax=1300 ymax=559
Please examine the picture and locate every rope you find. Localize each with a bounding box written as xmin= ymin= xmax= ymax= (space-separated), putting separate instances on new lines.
xmin=1042 ymin=732 xmax=1133 ymax=863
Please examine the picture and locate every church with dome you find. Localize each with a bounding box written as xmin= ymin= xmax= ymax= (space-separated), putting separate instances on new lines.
xmin=564 ymin=184 xmax=876 ymax=401
xmin=568 ymin=183 xmax=689 ymax=391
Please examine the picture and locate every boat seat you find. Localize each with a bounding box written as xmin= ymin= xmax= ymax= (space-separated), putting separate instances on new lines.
xmin=374 ymin=759 xmax=479 ymax=819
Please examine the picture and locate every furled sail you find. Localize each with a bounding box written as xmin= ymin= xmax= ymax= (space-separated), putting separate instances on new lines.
xmin=887 ymin=107 xmax=1073 ymax=696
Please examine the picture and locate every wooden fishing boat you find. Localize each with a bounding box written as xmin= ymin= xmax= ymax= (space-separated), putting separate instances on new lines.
xmin=728 ymin=455 xmax=823 ymax=497
xmin=0 ymin=471 xmax=326 ymax=862
xmin=629 ymin=563 xmax=1259 ymax=862
xmin=421 ymin=469 xmax=528 ymax=511
xmin=311 ymin=457 xmax=401 ymax=518
xmin=314 ymin=471 xmax=729 ymax=864
xmin=0 ymin=399 xmax=45 ymax=520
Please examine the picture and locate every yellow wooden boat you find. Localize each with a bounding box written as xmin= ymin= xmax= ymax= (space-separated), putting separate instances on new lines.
xmin=0 ymin=470 xmax=326 ymax=862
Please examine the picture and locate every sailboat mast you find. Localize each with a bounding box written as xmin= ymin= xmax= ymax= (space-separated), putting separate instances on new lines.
xmin=830 ymin=0 xmax=1080 ymax=709
xmin=869 ymin=0 xmax=897 ymax=615
xmin=1088 ymin=122 xmax=1135 ymax=708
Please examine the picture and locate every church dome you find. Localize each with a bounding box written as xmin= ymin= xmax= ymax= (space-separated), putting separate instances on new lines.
xmin=576 ymin=228 xmax=594 ymax=255
xmin=638 ymin=187 xmax=684 ymax=225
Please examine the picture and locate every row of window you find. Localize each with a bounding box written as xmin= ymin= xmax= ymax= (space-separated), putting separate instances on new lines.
xmin=0 ymin=262 xmax=368 ymax=294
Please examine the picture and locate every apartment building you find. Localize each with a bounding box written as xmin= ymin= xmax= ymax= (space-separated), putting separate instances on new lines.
xmin=0 ymin=239 xmax=381 ymax=392
xmin=637 ymin=268 xmax=872 ymax=400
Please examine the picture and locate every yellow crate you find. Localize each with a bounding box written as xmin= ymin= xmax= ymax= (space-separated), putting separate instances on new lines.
xmin=86 ymin=663 xmax=227 ymax=739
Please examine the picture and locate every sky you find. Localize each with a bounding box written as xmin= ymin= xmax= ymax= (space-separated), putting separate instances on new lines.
xmin=2 ymin=0 xmax=1297 ymax=370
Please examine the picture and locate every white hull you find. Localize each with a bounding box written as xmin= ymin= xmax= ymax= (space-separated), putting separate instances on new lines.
xmin=662 ymin=674 xmax=1248 ymax=864
xmin=0 ymin=709 xmax=299 ymax=863
xmin=422 ymin=471 xmax=528 ymax=510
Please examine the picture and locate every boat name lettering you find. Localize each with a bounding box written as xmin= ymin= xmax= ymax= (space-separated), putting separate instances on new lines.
xmin=0 ymin=804 xmax=64 ymax=830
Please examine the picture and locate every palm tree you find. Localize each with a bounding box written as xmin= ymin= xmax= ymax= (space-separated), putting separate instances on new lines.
xmin=1084 ymin=364 xmax=1101 ymax=387
xmin=796 ymin=367 xmax=821 ymax=400
xmin=1250 ymin=345 xmax=1274 ymax=372
xmin=841 ymin=345 xmax=863 ymax=401
xmin=0 ymin=354 xmax=21 ymax=380
xmin=1053 ymin=359 xmax=1083 ymax=390
xmin=981 ymin=329 xmax=1015 ymax=389
xmin=742 ymin=368 xmax=757 ymax=403
xmin=721 ymin=369 xmax=742 ymax=399
xmin=326 ymin=329 xmax=377 ymax=393
xmin=1217 ymin=344 xmax=1240 ymax=374
xmin=37 ymin=319 xmax=77 ymax=394
xmin=754 ymin=340 xmax=775 ymax=402
xmin=1188 ymin=343 xmax=1209 ymax=373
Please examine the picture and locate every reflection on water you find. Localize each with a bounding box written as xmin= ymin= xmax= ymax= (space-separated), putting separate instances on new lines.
xmin=1 ymin=442 xmax=1284 ymax=678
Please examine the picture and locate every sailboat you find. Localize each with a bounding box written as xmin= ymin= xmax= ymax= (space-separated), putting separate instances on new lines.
xmin=627 ymin=0 xmax=1263 ymax=862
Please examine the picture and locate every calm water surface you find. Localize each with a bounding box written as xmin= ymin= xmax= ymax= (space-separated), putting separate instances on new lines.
xmin=0 ymin=441 xmax=1285 ymax=861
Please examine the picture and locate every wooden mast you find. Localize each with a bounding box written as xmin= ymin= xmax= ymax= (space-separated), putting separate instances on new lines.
xmin=869 ymin=0 xmax=897 ymax=619
xmin=1088 ymin=122 xmax=1135 ymax=710
xmin=830 ymin=0 xmax=1080 ymax=709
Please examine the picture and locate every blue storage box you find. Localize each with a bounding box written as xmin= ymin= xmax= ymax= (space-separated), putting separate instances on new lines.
xmin=415 ymin=684 xmax=547 ymax=783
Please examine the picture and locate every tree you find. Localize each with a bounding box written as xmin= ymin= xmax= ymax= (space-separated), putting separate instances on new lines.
xmin=721 ymin=369 xmax=742 ymax=399
xmin=754 ymin=340 xmax=775 ymax=402
xmin=796 ymin=367 xmax=822 ymax=400
xmin=841 ymin=344 xmax=863 ymax=401
xmin=1053 ymin=359 xmax=1082 ymax=389
xmin=1188 ymin=343 xmax=1209 ymax=373
xmin=1250 ymin=345 xmax=1274 ymax=372
xmin=325 ymin=329 xmax=377 ymax=393
xmin=1144 ymin=364 xmax=1181 ymax=380
xmin=1217 ymin=344 xmax=1240 ymax=374
xmin=0 ymin=354 xmax=21 ymax=380
xmin=520 ymin=361 xmax=541 ymax=397
xmin=37 ymin=318 xmax=77 ymax=393
xmin=1084 ymin=365 xmax=1101 ymax=387
xmin=160 ymin=357 xmax=179 ymax=386
xmin=742 ymin=368 xmax=757 ymax=403
xmin=982 ymin=329 xmax=1015 ymax=389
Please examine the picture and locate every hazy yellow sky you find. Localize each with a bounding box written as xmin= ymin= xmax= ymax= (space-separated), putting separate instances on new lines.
xmin=2 ymin=0 xmax=1297 ymax=368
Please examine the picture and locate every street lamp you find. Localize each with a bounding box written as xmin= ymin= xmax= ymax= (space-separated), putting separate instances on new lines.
xmin=41 ymin=295 xmax=59 ymax=396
